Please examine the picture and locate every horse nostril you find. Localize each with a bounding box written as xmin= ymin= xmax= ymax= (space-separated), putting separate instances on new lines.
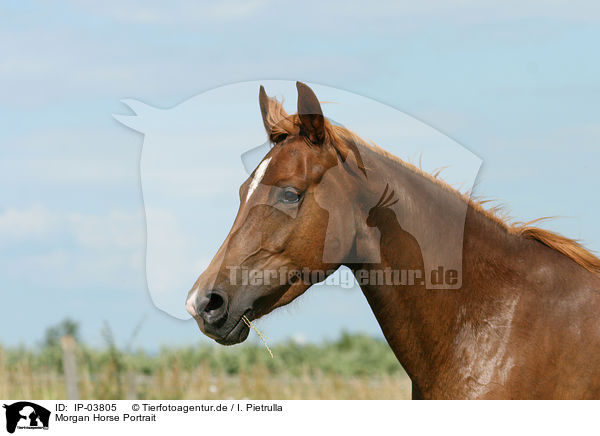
xmin=197 ymin=290 xmax=228 ymax=324
xmin=204 ymin=293 xmax=224 ymax=313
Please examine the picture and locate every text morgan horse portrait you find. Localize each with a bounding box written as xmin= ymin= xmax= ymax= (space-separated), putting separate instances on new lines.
xmin=186 ymin=82 xmax=600 ymax=400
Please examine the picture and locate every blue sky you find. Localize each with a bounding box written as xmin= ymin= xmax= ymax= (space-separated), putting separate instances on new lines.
xmin=1 ymin=1 xmax=599 ymax=350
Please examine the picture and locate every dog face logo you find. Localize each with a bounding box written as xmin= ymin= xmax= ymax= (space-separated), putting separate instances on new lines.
xmin=3 ymin=402 xmax=50 ymax=433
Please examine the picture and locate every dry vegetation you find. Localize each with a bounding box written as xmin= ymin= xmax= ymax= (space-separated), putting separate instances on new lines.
xmin=0 ymin=321 xmax=411 ymax=400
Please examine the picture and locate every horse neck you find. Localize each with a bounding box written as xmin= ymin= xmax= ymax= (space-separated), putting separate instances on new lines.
xmin=348 ymin=144 xmax=526 ymax=397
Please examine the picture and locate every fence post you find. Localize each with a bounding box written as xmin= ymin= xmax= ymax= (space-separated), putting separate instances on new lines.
xmin=125 ymin=370 xmax=138 ymax=400
xmin=60 ymin=335 xmax=80 ymax=400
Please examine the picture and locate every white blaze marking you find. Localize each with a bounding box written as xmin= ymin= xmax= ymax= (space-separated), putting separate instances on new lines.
xmin=186 ymin=287 xmax=199 ymax=317
xmin=246 ymin=157 xmax=271 ymax=202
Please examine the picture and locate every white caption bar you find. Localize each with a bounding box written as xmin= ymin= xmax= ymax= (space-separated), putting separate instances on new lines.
xmin=0 ymin=400 xmax=596 ymax=436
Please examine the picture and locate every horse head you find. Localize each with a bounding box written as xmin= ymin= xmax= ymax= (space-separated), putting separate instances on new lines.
xmin=185 ymin=82 xmax=370 ymax=344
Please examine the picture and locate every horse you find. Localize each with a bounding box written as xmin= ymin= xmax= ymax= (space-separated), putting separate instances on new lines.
xmin=186 ymin=82 xmax=600 ymax=399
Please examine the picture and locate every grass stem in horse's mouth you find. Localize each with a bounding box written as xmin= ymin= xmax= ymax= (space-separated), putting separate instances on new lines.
xmin=242 ymin=315 xmax=273 ymax=358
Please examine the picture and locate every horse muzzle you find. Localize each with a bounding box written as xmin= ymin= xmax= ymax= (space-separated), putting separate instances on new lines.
xmin=186 ymin=288 xmax=250 ymax=345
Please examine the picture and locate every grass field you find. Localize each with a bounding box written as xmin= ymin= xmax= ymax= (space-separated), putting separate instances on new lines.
xmin=0 ymin=324 xmax=411 ymax=400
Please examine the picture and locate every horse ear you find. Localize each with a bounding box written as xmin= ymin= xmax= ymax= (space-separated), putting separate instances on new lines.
xmin=296 ymin=81 xmax=325 ymax=144
xmin=259 ymin=85 xmax=273 ymax=135
xmin=259 ymin=85 xmax=289 ymax=137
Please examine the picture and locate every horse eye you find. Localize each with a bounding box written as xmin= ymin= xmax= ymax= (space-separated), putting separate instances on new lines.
xmin=281 ymin=189 xmax=301 ymax=204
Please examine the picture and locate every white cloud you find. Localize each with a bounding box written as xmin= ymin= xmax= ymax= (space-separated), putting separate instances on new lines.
xmin=0 ymin=205 xmax=146 ymax=289
xmin=0 ymin=204 xmax=213 ymax=315
xmin=68 ymin=0 xmax=272 ymax=25
xmin=2 ymin=127 xmax=140 ymax=186
xmin=69 ymin=210 xmax=145 ymax=250
xmin=65 ymin=0 xmax=600 ymax=27
xmin=0 ymin=205 xmax=58 ymax=244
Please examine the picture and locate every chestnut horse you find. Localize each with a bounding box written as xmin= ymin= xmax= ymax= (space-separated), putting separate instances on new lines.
xmin=186 ymin=82 xmax=600 ymax=399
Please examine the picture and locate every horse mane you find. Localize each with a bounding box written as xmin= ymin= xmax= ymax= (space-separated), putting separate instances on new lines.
xmin=266 ymin=99 xmax=600 ymax=276
xmin=355 ymin=132 xmax=600 ymax=276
